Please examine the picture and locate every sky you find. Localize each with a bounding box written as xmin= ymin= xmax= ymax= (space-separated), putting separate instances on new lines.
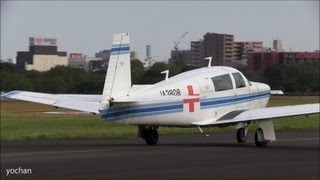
xmin=1 ymin=1 xmax=319 ymax=61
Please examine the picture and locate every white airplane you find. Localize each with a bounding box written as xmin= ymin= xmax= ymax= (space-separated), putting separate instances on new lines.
xmin=2 ymin=33 xmax=319 ymax=147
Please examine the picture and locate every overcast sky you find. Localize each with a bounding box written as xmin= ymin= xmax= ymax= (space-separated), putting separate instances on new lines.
xmin=1 ymin=1 xmax=319 ymax=61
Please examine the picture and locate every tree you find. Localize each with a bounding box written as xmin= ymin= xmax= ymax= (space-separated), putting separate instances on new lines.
xmin=264 ymin=63 xmax=319 ymax=93
xmin=1 ymin=59 xmax=318 ymax=94
xmin=140 ymin=62 xmax=170 ymax=84
xmin=131 ymin=59 xmax=144 ymax=84
xmin=75 ymin=81 xmax=103 ymax=94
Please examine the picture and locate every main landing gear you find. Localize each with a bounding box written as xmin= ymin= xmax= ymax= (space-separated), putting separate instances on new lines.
xmin=139 ymin=126 xmax=159 ymax=145
xmin=254 ymin=128 xmax=268 ymax=147
xmin=236 ymin=120 xmax=275 ymax=147
xmin=236 ymin=127 xmax=268 ymax=147
xmin=236 ymin=127 xmax=248 ymax=143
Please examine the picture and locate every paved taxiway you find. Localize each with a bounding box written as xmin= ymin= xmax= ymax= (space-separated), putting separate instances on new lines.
xmin=1 ymin=130 xmax=319 ymax=180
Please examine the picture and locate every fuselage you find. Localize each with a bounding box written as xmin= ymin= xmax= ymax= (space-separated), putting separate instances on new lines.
xmin=100 ymin=66 xmax=271 ymax=126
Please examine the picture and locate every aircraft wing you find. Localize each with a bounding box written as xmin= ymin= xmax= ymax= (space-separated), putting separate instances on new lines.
xmin=1 ymin=90 xmax=101 ymax=114
xmin=192 ymin=103 xmax=320 ymax=126
xmin=270 ymin=90 xmax=284 ymax=95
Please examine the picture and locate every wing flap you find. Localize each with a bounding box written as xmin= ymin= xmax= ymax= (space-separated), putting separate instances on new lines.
xmin=53 ymin=100 xmax=100 ymax=114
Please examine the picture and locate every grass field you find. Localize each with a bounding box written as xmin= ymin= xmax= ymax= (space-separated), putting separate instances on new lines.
xmin=0 ymin=96 xmax=319 ymax=142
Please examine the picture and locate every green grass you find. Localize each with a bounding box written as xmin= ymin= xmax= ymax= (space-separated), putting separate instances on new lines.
xmin=0 ymin=96 xmax=319 ymax=142
xmin=1 ymin=116 xmax=137 ymax=141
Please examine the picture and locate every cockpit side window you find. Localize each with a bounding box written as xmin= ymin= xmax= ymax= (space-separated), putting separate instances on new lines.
xmin=232 ymin=72 xmax=246 ymax=88
xmin=211 ymin=74 xmax=233 ymax=91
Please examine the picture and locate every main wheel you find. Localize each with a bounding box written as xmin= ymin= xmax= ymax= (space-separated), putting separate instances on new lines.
xmin=143 ymin=129 xmax=158 ymax=145
xmin=236 ymin=128 xmax=247 ymax=143
xmin=255 ymin=128 xmax=268 ymax=147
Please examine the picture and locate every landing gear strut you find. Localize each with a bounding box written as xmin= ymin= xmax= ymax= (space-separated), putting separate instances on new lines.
xmin=141 ymin=126 xmax=158 ymax=145
xmin=255 ymin=128 xmax=268 ymax=147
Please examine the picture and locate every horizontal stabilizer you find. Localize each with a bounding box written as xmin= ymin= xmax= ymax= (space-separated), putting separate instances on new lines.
xmin=1 ymin=91 xmax=101 ymax=114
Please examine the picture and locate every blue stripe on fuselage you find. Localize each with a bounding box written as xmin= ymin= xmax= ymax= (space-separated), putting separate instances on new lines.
xmin=201 ymin=91 xmax=270 ymax=109
xmin=100 ymin=91 xmax=270 ymax=121
xmin=101 ymin=103 xmax=183 ymax=120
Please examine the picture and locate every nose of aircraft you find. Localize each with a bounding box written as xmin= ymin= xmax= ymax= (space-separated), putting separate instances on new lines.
xmin=259 ymin=83 xmax=271 ymax=93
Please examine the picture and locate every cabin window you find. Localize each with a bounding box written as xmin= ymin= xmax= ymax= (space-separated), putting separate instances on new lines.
xmin=211 ymin=74 xmax=233 ymax=91
xmin=232 ymin=72 xmax=246 ymax=88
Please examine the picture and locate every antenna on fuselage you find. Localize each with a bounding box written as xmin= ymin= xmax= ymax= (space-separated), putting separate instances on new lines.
xmin=161 ymin=70 xmax=169 ymax=81
xmin=204 ymin=57 xmax=212 ymax=67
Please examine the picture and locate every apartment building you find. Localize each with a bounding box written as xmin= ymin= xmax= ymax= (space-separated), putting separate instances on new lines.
xmin=233 ymin=41 xmax=263 ymax=60
xmin=203 ymin=33 xmax=234 ymax=66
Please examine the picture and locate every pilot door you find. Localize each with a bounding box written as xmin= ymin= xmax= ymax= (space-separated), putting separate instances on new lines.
xmin=197 ymin=77 xmax=214 ymax=97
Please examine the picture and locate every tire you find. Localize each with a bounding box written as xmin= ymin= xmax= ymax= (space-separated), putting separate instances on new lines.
xmin=236 ymin=128 xmax=247 ymax=143
xmin=144 ymin=130 xmax=158 ymax=145
xmin=255 ymin=128 xmax=268 ymax=147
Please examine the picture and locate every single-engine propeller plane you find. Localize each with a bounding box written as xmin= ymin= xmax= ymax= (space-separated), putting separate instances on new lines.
xmin=2 ymin=33 xmax=319 ymax=147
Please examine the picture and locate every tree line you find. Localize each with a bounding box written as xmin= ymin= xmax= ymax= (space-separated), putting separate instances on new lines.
xmin=1 ymin=60 xmax=319 ymax=94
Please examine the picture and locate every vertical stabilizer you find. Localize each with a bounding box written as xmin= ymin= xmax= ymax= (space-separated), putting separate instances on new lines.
xmin=101 ymin=33 xmax=131 ymax=107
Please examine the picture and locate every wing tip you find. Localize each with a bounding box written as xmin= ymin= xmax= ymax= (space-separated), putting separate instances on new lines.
xmin=1 ymin=90 xmax=21 ymax=98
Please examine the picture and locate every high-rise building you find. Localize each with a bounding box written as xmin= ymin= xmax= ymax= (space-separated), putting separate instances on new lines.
xmin=189 ymin=33 xmax=265 ymax=68
xmin=231 ymin=41 xmax=263 ymax=70
xmin=16 ymin=37 xmax=67 ymax=71
xmin=233 ymin=41 xmax=263 ymax=60
xmin=95 ymin=49 xmax=111 ymax=68
xmin=169 ymin=50 xmax=191 ymax=65
xmin=203 ymin=33 xmax=234 ymax=66
xmin=273 ymin=39 xmax=284 ymax=52
xmin=146 ymin=45 xmax=151 ymax=60
xmin=190 ymin=40 xmax=204 ymax=66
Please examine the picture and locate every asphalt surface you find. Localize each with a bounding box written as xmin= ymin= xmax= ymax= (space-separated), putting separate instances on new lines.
xmin=1 ymin=130 xmax=319 ymax=180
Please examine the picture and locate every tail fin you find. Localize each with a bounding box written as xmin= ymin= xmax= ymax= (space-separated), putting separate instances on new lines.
xmin=101 ymin=33 xmax=131 ymax=107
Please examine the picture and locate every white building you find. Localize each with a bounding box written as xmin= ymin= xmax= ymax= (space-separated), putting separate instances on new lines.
xmin=26 ymin=55 xmax=68 ymax=71
xmin=143 ymin=56 xmax=166 ymax=69
xmin=68 ymin=53 xmax=87 ymax=70
xmin=273 ymin=39 xmax=284 ymax=52
xmin=16 ymin=37 xmax=68 ymax=71
xmin=68 ymin=53 xmax=103 ymax=72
